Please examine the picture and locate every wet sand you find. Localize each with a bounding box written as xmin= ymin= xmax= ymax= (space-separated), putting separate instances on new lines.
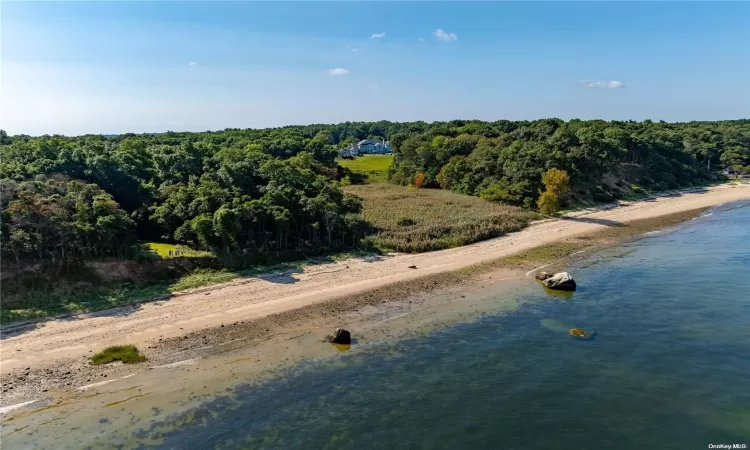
xmin=1 ymin=269 xmax=533 ymax=449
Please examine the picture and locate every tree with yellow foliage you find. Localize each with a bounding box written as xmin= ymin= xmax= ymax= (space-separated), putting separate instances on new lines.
xmin=537 ymin=168 xmax=570 ymax=215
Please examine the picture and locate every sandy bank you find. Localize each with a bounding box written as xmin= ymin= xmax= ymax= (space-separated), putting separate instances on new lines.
xmin=1 ymin=183 xmax=748 ymax=400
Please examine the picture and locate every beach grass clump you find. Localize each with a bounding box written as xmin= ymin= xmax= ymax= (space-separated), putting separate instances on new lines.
xmin=90 ymin=345 xmax=147 ymax=365
xmin=168 ymin=269 xmax=239 ymax=291
xmin=345 ymin=184 xmax=537 ymax=253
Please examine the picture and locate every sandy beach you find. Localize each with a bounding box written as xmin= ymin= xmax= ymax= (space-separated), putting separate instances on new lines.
xmin=1 ymin=183 xmax=749 ymax=405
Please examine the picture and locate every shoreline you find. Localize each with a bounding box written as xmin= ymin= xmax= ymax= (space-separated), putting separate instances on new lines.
xmin=0 ymin=182 xmax=732 ymax=331
xmin=1 ymin=184 xmax=749 ymax=408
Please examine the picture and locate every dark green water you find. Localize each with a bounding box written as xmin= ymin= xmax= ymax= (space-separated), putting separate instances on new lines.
xmin=146 ymin=201 xmax=750 ymax=449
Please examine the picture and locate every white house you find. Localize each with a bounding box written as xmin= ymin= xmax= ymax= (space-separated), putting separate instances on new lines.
xmin=339 ymin=139 xmax=392 ymax=158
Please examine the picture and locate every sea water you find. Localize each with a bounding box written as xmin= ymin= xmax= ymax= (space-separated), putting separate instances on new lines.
xmin=31 ymin=202 xmax=750 ymax=449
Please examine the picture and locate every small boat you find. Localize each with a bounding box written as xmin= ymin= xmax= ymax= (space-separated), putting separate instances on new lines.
xmin=569 ymin=328 xmax=595 ymax=340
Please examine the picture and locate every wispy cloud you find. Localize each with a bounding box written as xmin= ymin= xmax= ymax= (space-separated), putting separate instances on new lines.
xmin=370 ymin=32 xmax=386 ymax=39
xmin=418 ymin=38 xmax=426 ymax=42
xmin=434 ymin=29 xmax=457 ymax=42
xmin=345 ymin=44 xmax=358 ymax=52
xmin=327 ymin=68 xmax=349 ymax=76
xmin=580 ymin=80 xmax=625 ymax=89
xmin=187 ymin=61 xmax=198 ymax=67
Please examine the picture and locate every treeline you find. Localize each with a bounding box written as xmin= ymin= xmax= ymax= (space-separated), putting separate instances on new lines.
xmin=387 ymin=119 xmax=750 ymax=208
xmin=1 ymin=118 xmax=748 ymax=264
xmin=0 ymin=128 xmax=367 ymax=264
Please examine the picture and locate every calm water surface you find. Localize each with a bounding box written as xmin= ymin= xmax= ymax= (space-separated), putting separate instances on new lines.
xmin=148 ymin=201 xmax=750 ymax=449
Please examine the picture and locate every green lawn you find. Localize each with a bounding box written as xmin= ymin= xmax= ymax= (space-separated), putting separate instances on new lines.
xmin=338 ymin=155 xmax=393 ymax=183
xmin=144 ymin=242 xmax=214 ymax=258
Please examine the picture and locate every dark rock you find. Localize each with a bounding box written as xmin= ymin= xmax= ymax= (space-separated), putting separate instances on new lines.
xmin=408 ymin=265 xmax=417 ymax=269
xmin=542 ymin=272 xmax=577 ymax=291
xmin=327 ymin=328 xmax=352 ymax=345
xmin=535 ymin=271 xmax=553 ymax=281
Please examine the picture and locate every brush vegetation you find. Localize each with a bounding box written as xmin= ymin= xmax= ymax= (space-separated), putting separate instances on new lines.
xmin=0 ymin=251 xmax=372 ymax=324
xmin=344 ymin=184 xmax=537 ymax=252
xmin=89 ymin=345 xmax=147 ymax=365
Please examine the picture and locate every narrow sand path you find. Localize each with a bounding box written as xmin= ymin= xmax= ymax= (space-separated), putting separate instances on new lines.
xmin=2 ymin=184 xmax=748 ymax=372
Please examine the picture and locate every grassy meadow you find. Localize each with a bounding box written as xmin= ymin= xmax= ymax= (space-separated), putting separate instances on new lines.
xmin=345 ymin=184 xmax=537 ymax=253
xmin=338 ymin=155 xmax=393 ymax=183
xmin=144 ymin=242 xmax=214 ymax=258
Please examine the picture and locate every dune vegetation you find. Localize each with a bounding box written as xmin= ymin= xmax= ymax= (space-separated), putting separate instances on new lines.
xmin=345 ymin=184 xmax=537 ymax=252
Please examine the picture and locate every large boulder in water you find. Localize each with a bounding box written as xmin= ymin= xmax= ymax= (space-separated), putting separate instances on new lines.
xmin=327 ymin=328 xmax=351 ymax=345
xmin=542 ymin=272 xmax=577 ymax=291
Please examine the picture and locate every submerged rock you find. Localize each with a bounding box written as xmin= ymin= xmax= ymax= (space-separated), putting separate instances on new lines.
xmin=327 ymin=328 xmax=352 ymax=345
xmin=535 ymin=271 xmax=553 ymax=281
xmin=542 ymin=272 xmax=577 ymax=291
xmin=569 ymin=328 xmax=595 ymax=340
xmin=332 ymin=343 xmax=351 ymax=352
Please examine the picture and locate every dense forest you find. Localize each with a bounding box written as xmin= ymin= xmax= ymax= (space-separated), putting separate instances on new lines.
xmin=1 ymin=119 xmax=749 ymax=265
xmin=387 ymin=119 xmax=750 ymax=207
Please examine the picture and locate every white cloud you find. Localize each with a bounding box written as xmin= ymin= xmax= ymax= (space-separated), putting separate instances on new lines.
xmin=370 ymin=32 xmax=386 ymax=39
xmin=327 ymin=68 xmax=349 ymax=76
xmin=187 ymin=61 xmax=198 ymax=67
xmin=345 ymin=44 xmax=358 ymax=52
xmin=434 ymin=29 xmax=457 ymax=42
xmin=580 ymin=80 xmax=625 ymax=89
xmin=418 ymin=38 xmax=426 ymax=42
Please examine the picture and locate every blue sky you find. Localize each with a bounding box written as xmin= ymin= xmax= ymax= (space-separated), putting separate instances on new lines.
xmin=2 ymin=1 xmax=749 ymax=135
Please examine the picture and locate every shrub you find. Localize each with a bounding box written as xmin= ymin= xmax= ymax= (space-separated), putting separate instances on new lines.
xmin=90 ymin=345 xmax=147 ymax=365
xmin=414 ymin=173 xmax=425 ymax=189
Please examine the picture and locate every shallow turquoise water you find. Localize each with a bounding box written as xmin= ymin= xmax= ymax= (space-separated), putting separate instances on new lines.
xmin=147 ymin=201 xmax=750 ymax=449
